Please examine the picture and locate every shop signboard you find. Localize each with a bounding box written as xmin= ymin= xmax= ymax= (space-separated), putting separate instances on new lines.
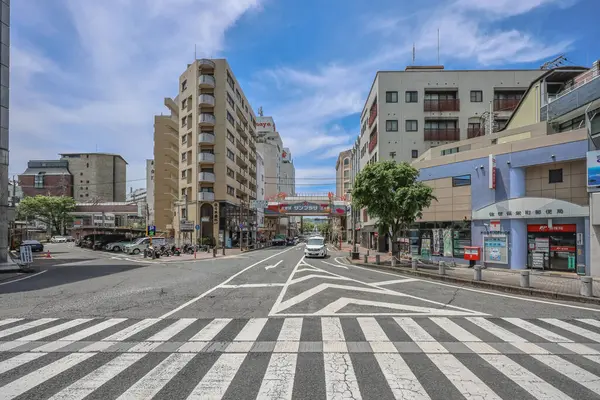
xmin=472 ymin=197 xmax=589 ymax=220
xmin=587 ymin=150 xmax=600 ymax=192
xmin=488 ymin=154 xmax=496 ymax=190
xmin=534 ymin=237 xmax=550 ymax=252
xmin=489 ymin=220 xmax=501 ymax=232
xmin=483 ymin=234 xmax=509 ymax=264
xmin=532 ymin=252 xmax=545 ymax=269
xmin=432 ymin=229 xmax=442 ymax=256
xmin=442 ymin=229 xmax=453 ymax=257
xmin=528 ymin=224 xmax=576 ymax=233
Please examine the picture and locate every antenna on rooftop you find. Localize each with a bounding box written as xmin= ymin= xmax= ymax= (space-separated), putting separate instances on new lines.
xmin=258 ymin=106 xmax=264 ymax=117
xmin=540 ymin=54 xmax=566 ymax=70
xmin=412 ymin=43 xmax=416 ymax=65
xmin=437 ymin=29 xmax=440 ymax=64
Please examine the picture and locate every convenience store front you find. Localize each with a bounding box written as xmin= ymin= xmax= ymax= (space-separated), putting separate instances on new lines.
xmin=471 ymin=197 xmax=589 ymax=272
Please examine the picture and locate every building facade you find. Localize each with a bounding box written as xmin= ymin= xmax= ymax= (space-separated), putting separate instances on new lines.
xmin=335 ymin=149 xmax=352 ymax=199
xmin=256 ymin=151 xmax=265 ymax=229
xmin=280 ymin=147 xmax=295 ymax=196
xmin=19 ymin=160 xmax=73 ymax=197
xmin=355 ymin=66 xmax=545 ymax=241
xmin=256 ymin=116 xmax=283 ymax=198
xmin=60 ymin=153 xmax=127 ymax=202
xmin=0 ymin=0 xmax=9 ymax=263
xmin=154 ymin=97 xmax=180 ymax=234
xmin=405 ymin=64 xmax=600 ymax=274
xmin=145 ymin=159 xmax=155 ymax=226
xmin=177 ymin=58 xmax=258 ymax=246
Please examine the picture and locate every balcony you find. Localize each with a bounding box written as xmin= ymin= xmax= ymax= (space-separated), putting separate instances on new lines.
xmin=542 ymin=69 xmax=600 ymax=121
xmin=494 ymin=98 xmax=521 ymax=112
xmin=424 ymin=99 xmax=460 ymax=112
xmin=198 ymin=94 xmax=215 ymax=107
xmin=198 ymin=75 xmax=216 ymax=88
xmin=198 ymin=191 xmax=215 ymax=202
xmin=236 ymin=137 xmax=248 ymax=154
xmin=424 ymin=128 xmax=460 ymax=141
xmin=198 ymin=152 xmax=215 ymax=163
xmin=467 ymin=127 xmax=485 ymax=139
xmin=197 ymin=59 xmax=215 ymax=70
xmin=236 ymin=106 xmax=248 ymax=124
xmin=198 ymin=132 xmax=215 ymax=144
xmin=199 ymin=113 xmax=216 ymax=126
xmin=198 ymin=172 xmax=216 ymax=183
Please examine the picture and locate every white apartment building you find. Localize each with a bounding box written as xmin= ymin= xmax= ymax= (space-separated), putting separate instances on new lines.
xmin=280 ymin=147 xmax=295 ymax=196
xmin=356 ymin=65 xmax=545 ymax=242
xmin=256 ymin=152 xmax=265 ymax=229
xmin=256 ymin=116 xmax=283 ymax=198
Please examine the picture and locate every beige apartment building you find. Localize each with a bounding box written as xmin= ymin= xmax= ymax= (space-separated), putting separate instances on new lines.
xmin=60 ymin=153 xmax=127 ymax=202
xmin=153 ymin=97 xmax=180 ymax=233
xmin=335 ymin=149 xmax=352 ymax=200
xmin=177 ymin=58 xmax=258 ymax=244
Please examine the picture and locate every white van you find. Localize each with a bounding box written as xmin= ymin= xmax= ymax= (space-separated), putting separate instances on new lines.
xmin=123 ymin=237 xmax=167 ymax=255
xmin=304 ymin=235 xmax=327 ymax=258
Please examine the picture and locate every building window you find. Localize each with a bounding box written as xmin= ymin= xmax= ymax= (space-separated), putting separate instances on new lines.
xmin=181 ymin=152 xmax=187 ymax=162
xmin=181 ymin=80 xmax=187 ymax=92
xmin=405 ymin=120 xmax=418 ymax=132
xmin=227 ymin=130 xmax=235 ymax=144
xmin=452 ymin=174 xmax=471 ymax=187
xmin=386 ymin=120 xmax=398 ymax=132
xmin=181 ymin=117 xmax=187 ymax=127
xmin=412 ymin=150 xmax=419 ymax=158
xmin=227 ymin=71 xmax=235 ymax=90
xmin=181 ymin=170 xmax=187 ymax=179
xmin=227 ymin=92 xmax=235 ymax=109
xmin=226 ymin=148 xmax=235 ymax=161
xmin=34 ymin=174 xmax=44 ymax=188
xmin=182 ymin=134 xmax=187 ymax=144
xmin=227 ymin=185 xmax=235 ymax=196
xmin=386 ymin=91 xmax=398 ymax=103
xmin=227 ymin=167 xmax=235 ymax=178
xmin=549 ymin=168 xmax=563 ymax=183
xmin=470 ymin=90 xmax=483 ymax=102
xmin=441 ymin=147 xmax=460 ymax=156
xmin=405 ymin=91 xmax=418 ymax=103
xmin=226 ymin=111 xmax=235 ymax=126
xmin=343 ymin=158 xmax=349 ymax=166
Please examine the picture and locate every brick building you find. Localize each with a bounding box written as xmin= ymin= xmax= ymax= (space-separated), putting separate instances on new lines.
xmin=19 ymin=160 xmax=73 ymax=197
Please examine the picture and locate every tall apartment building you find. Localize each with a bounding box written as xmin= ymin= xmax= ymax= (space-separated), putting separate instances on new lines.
xmin=358 ymin=66 xmax=545 ymax=168
xmin=257 ymin=151 xmax=265 ymax=229
xmin=280 ymin=147 xmax=296 ymax=196
xmin=60 ymin=153 xmax=127 ymax=202
xmin=145 ymin=159 xmax=155 ymax=224
xmin=0 ymin=0 xmax=9 ymax=263
xmin=153 ymin=97 xmax=180 ymax=233
xmin=256 ymin=116 xmax=283 ymax=198
xmin=335 ymin=149 xmax=352 ymax=199
xmin=177 ymin=58 xmax=258 ymax=243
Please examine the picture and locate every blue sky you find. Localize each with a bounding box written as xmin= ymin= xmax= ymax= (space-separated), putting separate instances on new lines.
xmin=9 ymin=0 xmax=599 ymax=193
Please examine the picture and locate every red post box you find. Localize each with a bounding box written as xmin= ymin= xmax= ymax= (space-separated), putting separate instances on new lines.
xmin=464 ymin=246 xmax=481 ymax=261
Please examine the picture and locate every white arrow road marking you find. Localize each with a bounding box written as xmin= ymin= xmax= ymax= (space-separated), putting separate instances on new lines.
xmin=265 ymin=260 xmax=283 ymax=270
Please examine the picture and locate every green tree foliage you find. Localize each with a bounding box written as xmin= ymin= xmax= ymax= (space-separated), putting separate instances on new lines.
xmin=17 ymin=196 xmax=76 ymax=234
xmin=302 ymin=220 xmax=316 ymax=234
xmin=352 ymin=161 xmax=436 ymax=249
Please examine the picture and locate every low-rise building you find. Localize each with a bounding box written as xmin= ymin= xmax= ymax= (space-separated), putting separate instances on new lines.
xmin=60 ymin=153 xmax=127 ymax=202
xmin=19 ymin=160 xmax=73 ymax=197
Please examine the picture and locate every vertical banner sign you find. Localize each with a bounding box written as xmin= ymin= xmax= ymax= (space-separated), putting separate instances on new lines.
xmin=488 ymin=154 xmax=496 ymax=190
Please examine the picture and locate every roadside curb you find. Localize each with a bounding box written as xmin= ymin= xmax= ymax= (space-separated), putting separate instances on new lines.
xmin=346 ymin=258 xmax=600 ymax=306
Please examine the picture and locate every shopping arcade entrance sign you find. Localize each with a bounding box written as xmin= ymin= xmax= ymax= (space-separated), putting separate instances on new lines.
xmin=262 ymin=194 xmax=350 ymax=216
xmin=472 ymin=197 xmax=589 ymax=220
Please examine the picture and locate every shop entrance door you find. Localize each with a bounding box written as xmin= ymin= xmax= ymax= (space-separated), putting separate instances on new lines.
xmin=527 ymin=224 xmax=577 ymax=272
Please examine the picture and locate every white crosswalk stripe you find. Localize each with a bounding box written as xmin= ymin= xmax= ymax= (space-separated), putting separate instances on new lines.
xmin=0 ymin=316 xmax=599 ymax=399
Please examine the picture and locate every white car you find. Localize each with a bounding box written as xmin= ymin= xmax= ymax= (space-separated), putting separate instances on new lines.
xmin=304 ymin=235 xmax=327 ymax=258
xmin=50 ymin=236 xmax=67 ymax=243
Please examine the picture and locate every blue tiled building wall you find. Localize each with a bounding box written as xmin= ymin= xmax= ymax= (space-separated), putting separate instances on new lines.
xmin=417 ymin=139 xmax=590 ymax=270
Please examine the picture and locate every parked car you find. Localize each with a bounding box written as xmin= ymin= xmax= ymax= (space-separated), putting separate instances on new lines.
xmin=271 ymin=235 xmax=287 ymax=246
xmin=21 ymin=240 xmax=44 ymax=252
xmin=50 ymin=236 xmax=67 ymax=243
xmin=105 ymin=239 xmax=138 ymax=252
xmin=123 ymin=237 xmax=167 ymax=255
xmin=65 ymin=236 xmax=75 ymax=242
xmin=93 ymin=235 xmax=128 ymax=250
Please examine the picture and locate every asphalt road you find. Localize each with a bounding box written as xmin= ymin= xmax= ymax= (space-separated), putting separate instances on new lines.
xmin=1 ymin=243 xmax=600 ymax=399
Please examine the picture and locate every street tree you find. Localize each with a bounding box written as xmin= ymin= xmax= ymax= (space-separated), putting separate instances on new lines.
xmin=352 ymin=161 xmax=436 ymax=252
xmin=17 ymin=195 xmax=77 ymax=234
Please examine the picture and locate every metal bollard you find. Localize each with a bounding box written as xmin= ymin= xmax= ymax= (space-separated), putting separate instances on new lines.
xmin=391 ymin=257 xmax=397 ymax=267
xmin=375 ymin=255 xmax=381 ymax=265
xmin=363 ymin=254 xmax=368 ymax=263
xmin=412 ymin=258 xmax=417 ymax=271
xmin=580 ymin=276 xmax=593 ymax=297
xmin=520 ymin=270 xmax=530 ymax=288
xmin=222 ymin=246 xmax=225 ymax=256
xmin=474 ymin=266 xmax=482 ymax=281
xmin=439 ymin=261 xmax=446 ymax=275
xmin=367 ymin=250 xmax=370 ymax=256
xmin=213 ymin=247 xmax=217 ymax=258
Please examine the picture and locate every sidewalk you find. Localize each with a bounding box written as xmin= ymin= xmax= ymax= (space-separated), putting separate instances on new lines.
xmin=343 ymin=248 xmax=600 ymax=304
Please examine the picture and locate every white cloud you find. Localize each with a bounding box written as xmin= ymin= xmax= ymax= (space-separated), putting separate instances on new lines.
xmin=251 ymin=0 xmax=574 ymax=188
xmin=10 ymin=0 xmax=262 ymax=182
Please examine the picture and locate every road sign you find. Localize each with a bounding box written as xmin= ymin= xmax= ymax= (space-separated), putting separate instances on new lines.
xmin=147 ymin=225 xmax=156 ymax=237
xmin=250 ymin=200 xmax=268 ymax=209
xmin=20 ymin=245 xmax=33 ymax=265
xmin=195 ymin=224 xmax=200 ymax=230
xmin=201 ymin=216 xmax=210 ymax=222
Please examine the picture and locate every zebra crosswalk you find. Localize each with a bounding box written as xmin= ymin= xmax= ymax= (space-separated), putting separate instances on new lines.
xmin=1 ymin=316 xmax=600 ymax=398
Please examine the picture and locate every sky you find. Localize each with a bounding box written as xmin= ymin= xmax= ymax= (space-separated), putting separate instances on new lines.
xmin=9 ymin=0 xmax=600 ymax=194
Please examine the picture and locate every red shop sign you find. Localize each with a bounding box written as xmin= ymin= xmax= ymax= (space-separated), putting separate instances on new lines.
xmin=527 ymin=224 xmax=577 ymax=233
xmin=550 ymin=246 xmax=576 ymax=252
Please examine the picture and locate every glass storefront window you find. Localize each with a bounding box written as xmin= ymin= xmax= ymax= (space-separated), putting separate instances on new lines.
xmin=408 ymin=221 xmax=471 ymax=258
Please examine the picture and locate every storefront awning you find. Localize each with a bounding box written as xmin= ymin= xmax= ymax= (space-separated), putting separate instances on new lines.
xmin=472 ymin=197 xmax=589 ymax=220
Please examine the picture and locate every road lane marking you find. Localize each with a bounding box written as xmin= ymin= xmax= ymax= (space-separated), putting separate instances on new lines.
xmin=278 ymin=318 xmax=303 ymax=341
xmin=430 ymin=317 xmax=482 ymax=342
xmin=375 ymin=353 xmax=430 ymax=399
xmin=221 ymin=283 xmax=285 ymax=288
xmin=18 ymin=319 xmax=92 ymax=341
xmin=324 ymin=353 xmax=362 ymax=399
xmin=256 ymin=353 xmax=297 ymax=400
xmin=160 ymin=245 xmax=296 ymax=318
xmin=60 ymin=318 xmax=128 ymax=341
xmin=540 ymin=318 xmax=600 ymax=342
xmin=320 ymin=260 xmax=348 ymax=269
xmin=429 ymin=354 xmax=501 ymax=399
xmin=234 ymin=318 xmax=268 ymax=341
xmin=503 ymin=318 xmax=573 ymax=342
xmin=321 ymin=317 xmax=345 ymax=341
xmin=190 ymin=318 xmax=232 ymax=341
xmin=187 ymin=353 xmax=247 ymax=399
xmin=0 ymin=270 xmax=47 ymax=286
xmin=341 ymin=259 xmax=600 ymax=312
xmin=265 ymin=260 xmax=283 ymax=270
xmin=102 ymin=319 xmax=160 ymax=341
xmin=373 ymin=278 xmax=419 ymax=286
xmin=0 ymin=353 xmax=46 ymax=375
xmin=146 ymin=318 xmax=196 ymax=342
